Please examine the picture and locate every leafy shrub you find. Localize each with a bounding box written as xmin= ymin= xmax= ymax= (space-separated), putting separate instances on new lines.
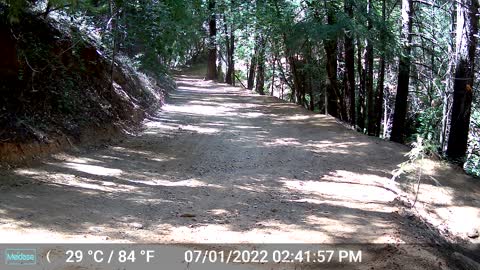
xmin=411 ymin=106 xmax=442 ymax=155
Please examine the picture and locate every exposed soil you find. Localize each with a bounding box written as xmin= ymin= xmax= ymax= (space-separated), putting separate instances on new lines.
xmin=0 ymin=12 xmax=169 ymax=161
xmin=0 ymin=75 xmax=479 ymax=269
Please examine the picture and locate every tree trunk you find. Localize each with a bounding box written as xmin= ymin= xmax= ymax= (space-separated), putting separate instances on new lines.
xmin=324 ymin=8 xmax=340 ymax=118
xmin=390 ymin=0 xmax=413 ymax=143
xmin=206 ymin=0 xmax=217 ymax=80
xmin=273 ymin=0 xmax=297 ymax=102
xmin=309 ymin=89 xmax=315 ymax=111
xmin=255 ymin=34 xmax=266 ymax=95
xmin=357 ymin=38 xmax=366 ymax=132
xmin=284 ymin=32 xmax=300 ymax=103
xmin=309 ymin=71 xmax=314 ymax=111
xmin=441 ymin=5 xmax=456 ymax=153
xmin=247 ymin=49 xmax=256 ymax=89
xmin=229 ymin=27 xmax=235 ymax=85
xmin=225 ymin=7 xmax=235 ymax=85
xmin=109 ymin=0 xmax=118 ymax=92
xmin=270 ymin=53 xmax=276 ymax=96
xmin=294 ymin=57 xmax=307 ymax=107
xmin=217 ymin=43 xmax=224 ymax=82
xmin=374 ymin=0 xmax=386 ymax=137
xmin=446 ymin=0 xmax=479 ymax=161
xmin=375 ymin=58 xmax=386 ymax=137
xmin=224 ymin=16 xmax=231 ymax=84
xmin=344 ymin=0 xmax=355 ymax=126
xmin=44 ymin=0 xmax=51 ymax=18
xmin=366 ymin=0 xmax=375 ymax=136
xmin=324 ymin=45 xmax=339 ymax=117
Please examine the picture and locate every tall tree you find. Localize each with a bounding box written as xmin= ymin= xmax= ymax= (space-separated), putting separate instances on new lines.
xmin=247 ymin=47 xmax=257 ymax=89
xmin=247 ymin=0 xmax=262 ymax=90
xmin=270 ymin=46 xmax=277 ymax=96
xmin=357 ymin=37 xmax=366 ymax=132
xmin=390 ymin=0 xmax=413 ymax=143
xmin=255 ymin=33 xmax=266 ymax=95
xmin=206 ymin=0 xmax=217 ymax=80
xmin=108 ymin=0 xmax=119 ymax=92
xmin=374 ymin=0 xmax=386 ymax=136
xmin=446 ymin=0 xmax=479 ymax=161
xmin=344 ymin=0 xmax=355 ymax=125
xmin=440 ymin=3 xmax=456 ymax=152
xmin=323 ymin=1 xmax=340 ymax=118
xmin=365 ymin=0 xmax=375 ymax=135
xmin=247 ymin=29 xmax=261 ymax=90
xmin=225 ymin=0 xmax=235 ymax=85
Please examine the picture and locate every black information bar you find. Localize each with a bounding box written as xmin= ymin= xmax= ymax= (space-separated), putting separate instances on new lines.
xmin=0 ymin=243 xmax=477 ymax=269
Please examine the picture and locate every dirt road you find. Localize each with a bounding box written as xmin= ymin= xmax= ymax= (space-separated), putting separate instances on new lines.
xmin=0 ymin=75 xmax=477 ymax=269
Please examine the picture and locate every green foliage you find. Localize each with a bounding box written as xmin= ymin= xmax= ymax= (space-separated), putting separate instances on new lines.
xmin=411 ymin=106 xmax=442 ymax=154
xmin=2 ymin=0 xmax=207 ymax=73
xmin=0 ymin=0 xmax=27 ymax=22
xmin=117 ymin=0 xmax=205 ymax=69
xmin=465 ymin=109 xmax=480 ymax=177
xmin=1 ymin=0 xmax=78 ymax=22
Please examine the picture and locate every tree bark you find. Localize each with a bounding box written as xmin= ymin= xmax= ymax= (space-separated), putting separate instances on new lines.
xmin=270 ymin=52 xmax=276 ymax=96
xmin=255 ymin=34 xmax=266 ymax=95
xmin=390 ymin=0 xmax=413 ymax=143
xmin=247 ymin=49 xmax=256 ymax=89
xmin=224 ymin=16 xmax=231 ymax=84
xmin=284 ymin=32 xmax=300 ymax=103
xmin=344 ymin=0 xmax=355 ymax=126
xmin=324 ymin=6 xmax=340 ymax=118
xmin=446 ymin=0 xmax=479 ymax=161
xmin=309 ymin=69 xmax=315 ymax=111
xmin=357 ymin=37 xmax=366 ymax=132
xmin=366 ymin=0 xmax=375 ymax=136
xmin=273 ymin=0 xmax=297 ymax=103
xmin=374 ymin=0 xmax=386 ymax=137
xmin=440 ymin=4 xmax=456 ymax=153
xmin=206 ymin=0 xmax=217 ymax=80
xmin=109 ymin=0 xmax=118 ymax=92
xmin=375 ymin=58 xmax=386 ymax=137
xmin=225 ymin=2 xmax=235 ymax=85
xmin=229 ymin=27 xmax=235 ymax=85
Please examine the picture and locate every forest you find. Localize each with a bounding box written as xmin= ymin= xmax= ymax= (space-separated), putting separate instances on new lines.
xmin=4 ymin=0 xmax=478 ymax=174
xmin=201 ymin=0 xmax=480 ymax=175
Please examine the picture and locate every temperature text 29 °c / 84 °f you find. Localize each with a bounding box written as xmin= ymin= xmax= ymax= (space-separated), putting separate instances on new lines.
xmin=65 ymin=249 xmax=155 ymax=264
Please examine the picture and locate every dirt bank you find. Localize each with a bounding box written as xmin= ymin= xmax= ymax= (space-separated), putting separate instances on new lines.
xmin=0 ymin=12 xmax=173 ymax=164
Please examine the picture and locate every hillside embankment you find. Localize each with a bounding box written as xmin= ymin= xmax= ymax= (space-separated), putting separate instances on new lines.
xmin=0 ymin=10 xmax=175 ymax=165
